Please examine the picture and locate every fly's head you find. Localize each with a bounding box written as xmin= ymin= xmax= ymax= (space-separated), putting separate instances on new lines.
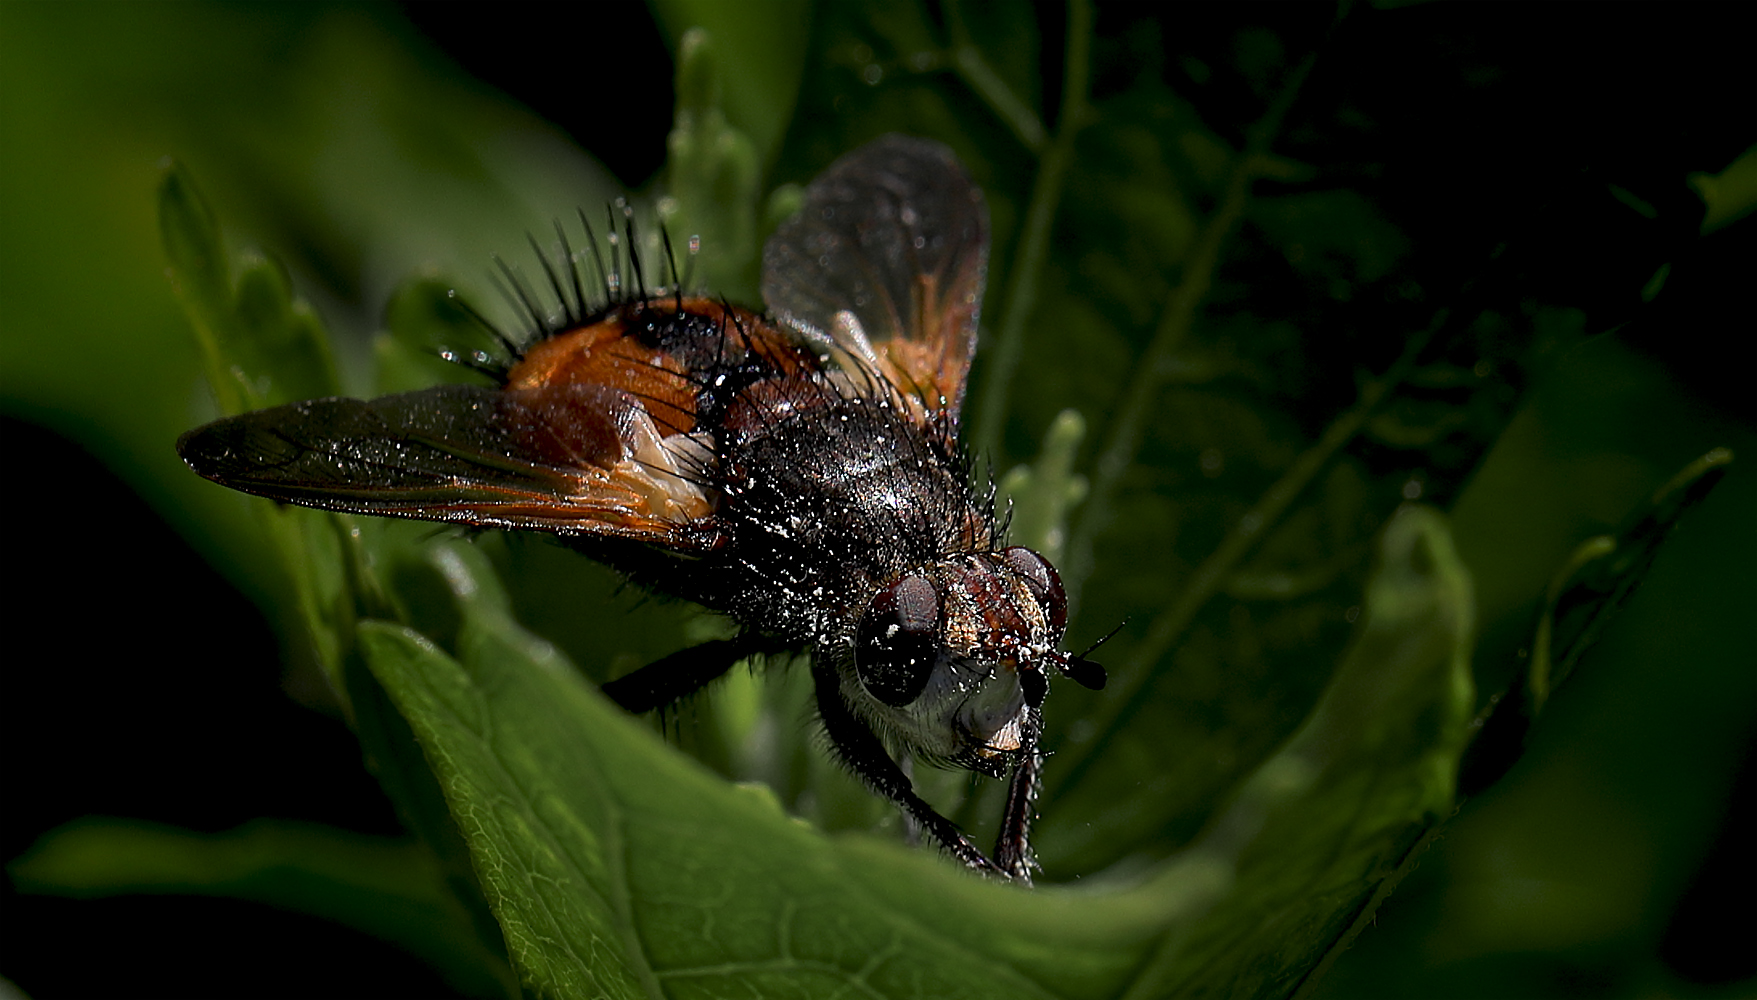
xmin=844 ymin=546 xmax=1107 ymax=776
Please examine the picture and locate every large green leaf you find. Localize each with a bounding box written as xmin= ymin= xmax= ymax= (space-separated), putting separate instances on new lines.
xmin=355 ymin=501 xmax=1472 ymax=996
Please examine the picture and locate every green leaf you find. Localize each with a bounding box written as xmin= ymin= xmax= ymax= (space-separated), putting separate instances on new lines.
xmin=358 ymin=542 xmax=1146 ymax=997
xmin=158 ymin=160 xmax=245 ymax=415
xmin=377 ymin=276 xmax=503 ymax=395
xmin=1527 ymin=446 xmax=1734 ymax=713
xmin=160 ymin=162 xmax=366 ymax=695
xmin=1442 ymin=441 xmax=1741 ymax=801
xmin=159 ymin=167 xmax=514 ymax=979
xmin=356 ymin=504 xmax=1473 ymax=995
xmin=661 ymin=28 xmax=763 ymax=301
xmin=1689 ymin=142 xmax=1757 ymax=233
xmin=232 ymin=251 xmax=340 ymax=403
xmin=996 ymin=408 xmax=1090 ymax=562
xmin=158 ymin=162 xmax=340 ymax=413
xmin=1124 ymin=505 xmax=1477 ymax=999
xmin=649 ymin=0 xmax=809 ymax=171
xmin=9 ymin=817 xmax=515 ymax=998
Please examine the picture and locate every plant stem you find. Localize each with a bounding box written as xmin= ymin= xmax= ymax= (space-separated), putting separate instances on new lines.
xmin=1051 ymin=310 xmax=1439 ymax=801
xmin=969 ymin=0 xmax=1093 ymax=461
xmin=944 ymin=0 xmax=1047 ymax=154
xmin=1062 ymin=53 xmax=1317 ymax=614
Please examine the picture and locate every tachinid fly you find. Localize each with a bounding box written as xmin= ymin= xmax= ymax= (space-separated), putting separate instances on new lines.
xmin=178 ymin=135 xmax=1106 ymax=881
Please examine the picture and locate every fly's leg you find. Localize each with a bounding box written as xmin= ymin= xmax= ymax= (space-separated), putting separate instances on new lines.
xmin=992 ymin=708 xmax=1043 ymax=885
xmin=602 ymin=633 xmax=792 ymax=713
xmin=809 ymin=660 xmax=1006 ymax=877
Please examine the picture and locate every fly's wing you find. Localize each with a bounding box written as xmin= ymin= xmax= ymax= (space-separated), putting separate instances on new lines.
xmin=179 ymin=296 xmax=817 ymax=545
xmin=179 ymin=382 xmax=715 ymax=543
xmin=761 ymin=134 xmax=989 ymax=422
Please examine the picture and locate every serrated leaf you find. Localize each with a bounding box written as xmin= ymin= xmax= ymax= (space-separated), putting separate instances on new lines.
xmin=161 ymin=164 xmax=357 ymax=690
xmin=159 ymin=159 xmax=245 ymax=414
xmin=233 ymin=252 xmax=340 ymax=403
xmin=159 ymin=164 xmax=341 ymax=412
xmin=159 ymin=168 xmax=510 ymax=970
xmin=158 ymin=160 xmax=227 ymax=307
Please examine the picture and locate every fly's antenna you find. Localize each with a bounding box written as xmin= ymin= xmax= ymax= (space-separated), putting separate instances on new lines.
xmin=1078 ymin=619 xmax=1127 ymax=660
xmin=1048 ymin=620 xmax=1122 ymax=693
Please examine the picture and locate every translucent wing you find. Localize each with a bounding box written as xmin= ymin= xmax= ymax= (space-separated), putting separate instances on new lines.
xmin=178 ymin=381 xmax=716 ymax=542
xmin=762 ymin=134 xmax=990 ymax=421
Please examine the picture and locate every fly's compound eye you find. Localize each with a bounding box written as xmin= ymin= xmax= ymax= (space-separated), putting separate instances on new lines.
xmin=1002 ymin=546 xmax=1067 ymax=633
xmin=855 ymin=574 xmax=942 ymax=707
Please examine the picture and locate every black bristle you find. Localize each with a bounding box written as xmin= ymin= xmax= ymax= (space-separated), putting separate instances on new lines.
xmin=624 ymin=209 xmax=647 ymax=301
xmin=447 ymin=288 xmax=522 ymax=361
xmin=555 ymin=218 xmax=586 ymax=322
xmin=579 ymin=207 xmax=611 ymax=305
xmin=662 ymin=227 xmax=683 ymax=309
xmin=527 ymin=232 xmax=573 ymax=327
xmin=490 ymin=254 xmax=549 ymax=337
xmin=604 ymin=205 xmax=623 ymax=304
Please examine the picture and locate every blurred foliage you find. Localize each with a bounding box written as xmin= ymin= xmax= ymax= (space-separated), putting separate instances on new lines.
xmin=3 ymin=2 xmax=1752 ymax=998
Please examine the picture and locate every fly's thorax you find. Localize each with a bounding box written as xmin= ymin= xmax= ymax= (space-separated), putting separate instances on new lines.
xmin=711 ymin=388 xmax=990 ymax=638
xmin=836 ymin=546 xmax=1071 ymax=775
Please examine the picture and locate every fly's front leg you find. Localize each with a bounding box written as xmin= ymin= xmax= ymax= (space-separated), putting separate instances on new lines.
xmin=992 ymin=708 xmax=1043 ymax=885
xmin=809 ymin=660 xmax=1005 ymax=877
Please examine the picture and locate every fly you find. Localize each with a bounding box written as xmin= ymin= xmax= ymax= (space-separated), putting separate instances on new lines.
xmin=178 ymin=135 xmax=1107 ymax=881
